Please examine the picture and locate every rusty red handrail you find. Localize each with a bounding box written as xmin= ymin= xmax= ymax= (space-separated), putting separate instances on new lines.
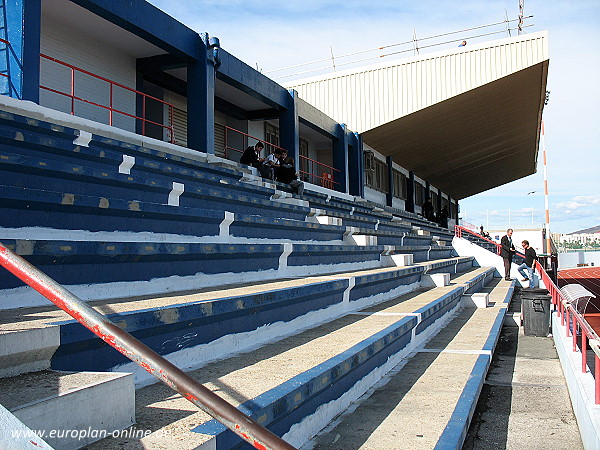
xmin=535 ymin=260 xmax=600 ymax=404
xmin=454 ymin=225 xmax=527 ymax=258
xmin=0 ymin=243 xmax=295 ymax=450
xmin=39 ymin=53 xmax=175 ymax=143
xmin=456 ymin=225 xmax=600 ymax=403
xmin=223 ymin=126 xmax=340 ymax=187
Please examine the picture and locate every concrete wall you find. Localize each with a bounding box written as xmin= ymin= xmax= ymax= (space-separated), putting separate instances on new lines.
xmin=558 ymin=251 xmax=600 ymax=270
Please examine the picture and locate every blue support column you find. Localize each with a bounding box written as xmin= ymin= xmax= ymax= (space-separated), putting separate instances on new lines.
xmin=22 ymin=0 xmax=41 ymax=103
xmin=348 ymin=132 xmax=363 ymax=197
xmin=406 ymin=171 xmax=415 ymax=213
xmin=386 ymin=156 xmax=394 ymax=207
xmin=332 ymin=123 xmax=349 ymax=193
xmin=279 ymin=89 xmax=299 ymax=164
xmin=437 ymin=187 xmax=443 ymax=218
xmin=187 ymin=34 xmax=214 ymax=154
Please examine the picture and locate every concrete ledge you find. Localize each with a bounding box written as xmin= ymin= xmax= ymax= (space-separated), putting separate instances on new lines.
xmin=0 ymin=402 xmax=53 ymax=449
xmin=2 ymin=371 xmax=134 ymax=450
xmin=381 ymin=253 xmax=414 ymax=267
xmin=0 ymin=327 xmax=60 ymax=378
xmin=461 ymin=292 xmax=490 ymax=308
xmin=421 ymin=273 xmax=451 ymax=288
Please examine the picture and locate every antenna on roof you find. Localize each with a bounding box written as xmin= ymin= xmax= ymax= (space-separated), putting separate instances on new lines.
xmin=518 ymin=0 xmax=524 ymax=35
xmin=330 ymin=46 xmax=336 ymax=72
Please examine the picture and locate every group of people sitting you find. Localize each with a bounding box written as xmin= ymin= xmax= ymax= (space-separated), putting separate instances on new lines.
xmin=240 ymin=142 xmax=303 ymax=193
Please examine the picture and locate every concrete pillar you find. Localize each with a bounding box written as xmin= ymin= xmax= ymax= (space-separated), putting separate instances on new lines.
xmin=386 ymin=156 xmax=394 ymax=207
xmin=280 ymin=89 xmax=299 ymax=164
xmin=406 ymin=171 xmax=415 ymax=213
xmin=22 ymin=0 xmax=41 ymax=103
xmin=332 ymin=123 xmax=349 ymax=193
xmin=187 ymin=34 xmax=214 ymax=153
xmin=348 ymin=132 xmax=364 ymax=197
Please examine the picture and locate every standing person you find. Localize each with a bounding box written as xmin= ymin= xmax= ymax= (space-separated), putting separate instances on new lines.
xmin=500 ymin=228 xmax=516 ymax=281
xmin=422 ymin=198 xmax=434 ymax=222
xmin=240 ymin=141 xmax=265 ymax=169
xmin=518 ymin=240 xmax=537 ymax=287
xmin=437 ymin=205 xmax=449 ymax=228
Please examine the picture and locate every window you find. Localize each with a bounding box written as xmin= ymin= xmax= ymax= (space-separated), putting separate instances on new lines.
xmin=431 ymin=191 xmax=438 ymax=210
xmin=414 ymin=183 xmax=425 ymax=206
xmin=265 ymin=123 xmax=280 ymax=154
xmin=392 ymin=170 xmax=407 ymax=199
xmin=299 ymin=138 xmax=309 ymax=180
xmin=365 ymin=156 xmax=388 ymax=192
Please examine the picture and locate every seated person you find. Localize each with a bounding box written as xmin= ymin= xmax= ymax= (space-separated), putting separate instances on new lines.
xmin=240 ymin=142 xmax=265 ymax=169
xmin=276 ymin=150 xmax=303 ymax=194
xmin=261 ymin=148 xmax=282 ymax=180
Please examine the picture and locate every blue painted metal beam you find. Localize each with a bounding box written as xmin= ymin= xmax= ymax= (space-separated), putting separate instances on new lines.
xmin=68 ymin=0 xmax=199 ymax=60
xmin=280 ymin=90 xmax=299 ymax=163
xmin=297 ymin=97 xmax=338 ymax=138
xmin=333 ymin=124 xmax=349 ymax=193
xmin=217 ymin=49 xmax=289 ymax=109
xmin=348 ymin=132 xmax=364 ymax=197
xmin=187 ymin=35 xmax=213 ymax=153
xmin=22 ymin=0 xmax=41 ymax=103
xmin=386 ymin=156 xmax=394 ymax=207
xmin=406 ymin=171 xmax=415 ymax=213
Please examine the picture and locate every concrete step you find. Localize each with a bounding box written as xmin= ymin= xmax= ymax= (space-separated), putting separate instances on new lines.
xmin=303 ymin=278 xmax=514 ymax=450
xmin=0 ymin=257 xmax=475 ymax=382
xmin=0 ymin=370 xmax=135 ymax=449
xmin=84 ymin=267 xmax=497 ymax=449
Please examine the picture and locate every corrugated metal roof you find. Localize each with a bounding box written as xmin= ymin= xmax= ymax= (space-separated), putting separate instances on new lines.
xmin=286 ymin=32 xmax=549 ymax=199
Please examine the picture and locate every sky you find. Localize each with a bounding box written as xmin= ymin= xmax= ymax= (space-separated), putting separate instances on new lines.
xmin=146 ymin=0 xmax=600 ymax=234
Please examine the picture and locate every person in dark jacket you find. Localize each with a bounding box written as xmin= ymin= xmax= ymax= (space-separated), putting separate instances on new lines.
xmin=275 ymin=150 xmax=303 ymax=194
xmin=240 ymin=141 xmax=265 ymax=168
xmin=500 ymin=228 xmax=516 ymax=281
xmin=518 ymin=240 xmax=537 ymax=287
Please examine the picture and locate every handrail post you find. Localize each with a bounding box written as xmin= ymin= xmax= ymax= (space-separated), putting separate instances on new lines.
xmin=0 ymin=243 xmax=295 ymax=450
xmin=582 ymin=331 xmax=588 ymax=373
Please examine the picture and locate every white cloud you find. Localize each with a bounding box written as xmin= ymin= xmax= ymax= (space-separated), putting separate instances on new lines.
xmin=555 ymin=195 xmax=600 ymax=214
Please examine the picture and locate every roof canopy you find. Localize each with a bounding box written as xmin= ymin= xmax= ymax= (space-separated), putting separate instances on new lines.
xmin=362 ymin=61 xmax=549 ymax=199
xmin=287 ymin=32 xmax=549 ymax=200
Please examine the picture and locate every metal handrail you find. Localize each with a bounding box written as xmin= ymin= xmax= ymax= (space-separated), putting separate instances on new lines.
xmin=454 ymin=225 xmax=526 ymax=259
xmin=0 ymin=242 xmax=295 ymax=450
xmin=536 ymin=260 xmax=600 ymax=403
xmin=39 ymin=53 xmax=175 ymax=143
xmin=456 ymin=226 xmax=600 ymax=403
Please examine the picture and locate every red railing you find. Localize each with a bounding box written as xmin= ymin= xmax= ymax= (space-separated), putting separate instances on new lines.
xmin=39 ymin=54 xmax=175 ymax=143
xmin=536 ymin=260 xmax=600 ymax=404
xmin=224 ymin=126 xmax=340 ymax=188
xmin=456 ymin=224 xmax=600 ymax=403
xmin=454 ymin=225 xmax=529 ymax=259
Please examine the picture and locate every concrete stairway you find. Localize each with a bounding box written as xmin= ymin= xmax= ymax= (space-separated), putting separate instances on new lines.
xmin=73 ymin=266 xmax=503 ymax=449
xmin=304 ymin=278 xmax=514 ymax=450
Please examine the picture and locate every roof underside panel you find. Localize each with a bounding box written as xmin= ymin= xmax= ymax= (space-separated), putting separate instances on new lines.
xmin=363 ymin=61 xmax=549 ymax=199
